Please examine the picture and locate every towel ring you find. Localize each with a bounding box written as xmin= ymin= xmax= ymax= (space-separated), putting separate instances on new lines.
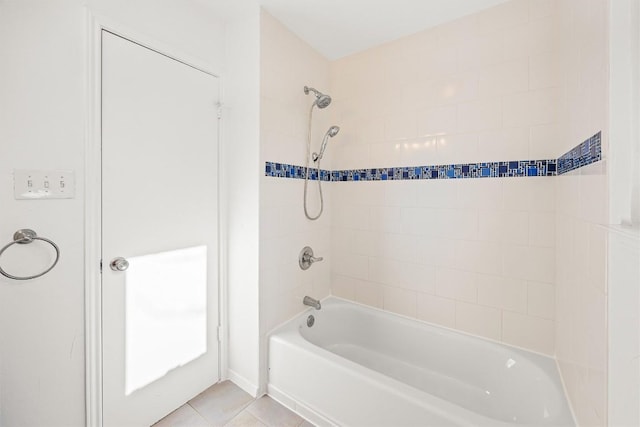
xmin=0 ymin=229 xmax=60 ymax=280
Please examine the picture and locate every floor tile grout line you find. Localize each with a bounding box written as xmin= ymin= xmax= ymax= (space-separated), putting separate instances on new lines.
xmin=187 ymin=394 xmax=256 ymax=427
xmin=185 ymin=403 xmax=214 ymax=427
xmin=237 ymin=398 xmax=256 ymax=415
xmin=222 ymin=409 xmax=262 ymax=427
xmin=244 ymin=398 xmax=268 ymax=426
xmin=246 ymin=409 xmax=270 ymax=427
xmin=157 ymin=382 xmax=309 ymax=427
xmin=246 ymin=396 xmax=306 ymax=427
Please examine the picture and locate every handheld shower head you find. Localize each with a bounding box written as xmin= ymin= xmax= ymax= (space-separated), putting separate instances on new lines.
xmin=304 ymin=86 xmax=332 ymax=109
xmin=313 ymin=125 xmax=340 ymax=162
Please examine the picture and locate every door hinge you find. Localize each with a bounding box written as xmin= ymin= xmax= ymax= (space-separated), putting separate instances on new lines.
xmin=216 ymin=103 xmax=223 ymax=119
xmin=216 ymin=325 xmax=222 ymax=342
xmin=99 ymin=259 xmax=103 ymax=273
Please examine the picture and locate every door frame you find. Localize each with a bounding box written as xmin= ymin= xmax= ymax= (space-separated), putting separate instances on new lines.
xmin=84 ymin=13 xmax=228 ymax=427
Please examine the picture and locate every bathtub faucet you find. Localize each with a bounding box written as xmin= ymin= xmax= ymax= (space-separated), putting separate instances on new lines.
xmin=303 ymin=296 xmax=321 ymax=310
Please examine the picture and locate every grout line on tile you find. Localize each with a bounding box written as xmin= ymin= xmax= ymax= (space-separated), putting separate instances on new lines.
xmin=223 ymin=409 xmax=266 ymax=427
xmin=185 ymin=403 xmax=214 ymax=427
xmin=187 ymin=398 xmax=255 ymax=427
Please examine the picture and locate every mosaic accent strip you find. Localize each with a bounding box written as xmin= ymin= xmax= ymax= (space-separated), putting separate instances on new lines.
xmin=557 ymin=132 xmax=602 ymax=175
xmin=265 ymin=161 xmax=330 ymax=181
xmin=264 ymin=132 xmax=601 ymax=182
xmin=331 ymin=159 xmax=556 ymax=181
xmin=266 ymin=159 xmax=556 ymax=181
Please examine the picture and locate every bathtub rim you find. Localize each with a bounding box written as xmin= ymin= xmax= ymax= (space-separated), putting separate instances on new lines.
xmin=270 ymin=295 xmax=555 ymax=360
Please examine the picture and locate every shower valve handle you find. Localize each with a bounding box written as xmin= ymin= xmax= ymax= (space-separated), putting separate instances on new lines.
xmin=299 ymin=246 xmax=323 ymax=270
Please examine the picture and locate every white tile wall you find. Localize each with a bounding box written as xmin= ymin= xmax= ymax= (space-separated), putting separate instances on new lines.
xmin=478 ymin=60 xmax=528 ymax=98
xmin=527 ymin=281 xmax=555 ymax=320
xmin=554 ymin=0 xmax=609 ymax=424
xmin=328 ymin=0 xmax=560 ymax=355
xmin=383 ymin=286 xmax=418 ymax=318
xmin=455 ymin=301 xmax=502 ymax=341
xmin=259 ymin=10 xmax=331 ymax=334
xmin=435 ymin=268 xmax=477 ymax=303
xmin=417 ymin=293 xmax=456 ymax=328
xmin=477 ymin=127 xmax=529 ymax=161
xmin=477 ymin=274 xmax=528 ymax=313
xmin=502 ymin=310 xmax=555 ymax=354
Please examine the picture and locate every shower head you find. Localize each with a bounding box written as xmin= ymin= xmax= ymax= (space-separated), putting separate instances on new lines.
xmin=327 ymin=125 xmax=340 ymax=138
xmin=313 ymin=125 xmax=340 ymax=162
xmin=304 ymin=86 xmax=332 ymax=109
xmin=315 ymin=94 xmax=332 ymax=109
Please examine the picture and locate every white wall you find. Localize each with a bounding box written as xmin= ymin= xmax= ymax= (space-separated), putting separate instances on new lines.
xmin=328 ymin=0 xmax=559 ymax=355
xmin=0 ymin=0 xmax=226 ymax=425
xmin=608 ymin=228 xmax=640 ymax=427
xmin=224 ymin=7 xmax=262 ymax=395
xmin=0 ymin=2 xmax=88 ymax=425
xmin=607 ymin=1 xmax=640 ymax=425
xmin=554 ymin=0 xmax=610 ymax=425
xmin=88 ymin=0 xmax=225 ymax=68
xmin=609 ymin=0 xmax=640 ymax=227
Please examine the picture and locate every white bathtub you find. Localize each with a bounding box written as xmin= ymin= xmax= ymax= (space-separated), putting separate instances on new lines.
xmin=267 ymin=297 xmax=574 ymax=427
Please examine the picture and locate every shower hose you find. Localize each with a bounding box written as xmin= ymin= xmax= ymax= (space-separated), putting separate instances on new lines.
xmin=303 ymin=104 xmax=323 ymax=220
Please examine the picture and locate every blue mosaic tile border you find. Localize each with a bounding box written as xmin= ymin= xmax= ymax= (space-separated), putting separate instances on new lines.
xmin=265 ymin=161 xmax=330 ymax=181
xmin=331 ymin=159 xmax=556 ymax=181
xmin=266 ymin=159 xmax=556 ymax=181
xmin=264 ymin=132 xmax=602 ymax=182
xmin=557 ymin=132 xmax=602 ymax=175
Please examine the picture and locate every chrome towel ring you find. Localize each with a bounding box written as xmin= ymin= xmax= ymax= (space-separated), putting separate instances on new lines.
xmin=0 ymin=229 xmax=60 ymax=280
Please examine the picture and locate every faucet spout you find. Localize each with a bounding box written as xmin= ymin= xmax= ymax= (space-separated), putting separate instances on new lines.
xmin=303 ymin=296 xmax=321 ymax=310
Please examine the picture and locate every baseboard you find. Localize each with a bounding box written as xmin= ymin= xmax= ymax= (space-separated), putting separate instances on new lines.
xmin=227 ymin=369 xmax=260 ymax=398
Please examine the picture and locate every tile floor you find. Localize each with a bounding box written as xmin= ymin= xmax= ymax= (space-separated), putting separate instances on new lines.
xmin=152 ymin=380 xmax=314 ymax=427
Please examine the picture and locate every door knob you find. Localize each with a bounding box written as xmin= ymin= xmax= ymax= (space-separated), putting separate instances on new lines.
xmin=110 ymin=257 xmax=129 ymax=272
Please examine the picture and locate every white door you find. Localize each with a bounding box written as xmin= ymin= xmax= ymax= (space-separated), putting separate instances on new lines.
xmin=101 ymin=31 xmax=220 ymax=427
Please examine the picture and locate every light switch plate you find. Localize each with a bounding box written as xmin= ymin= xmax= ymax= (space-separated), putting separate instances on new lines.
xmin=14 ymin=170 xmax=75 ymax=199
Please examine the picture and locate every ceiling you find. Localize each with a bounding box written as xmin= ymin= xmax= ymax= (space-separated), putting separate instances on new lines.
xmin=259 ymin=0 xmax=510 ymax=59
xmin=197 ymin=0 xmax=511 ymax=60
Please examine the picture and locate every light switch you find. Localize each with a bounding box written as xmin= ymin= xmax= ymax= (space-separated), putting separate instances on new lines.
xmin=14 ymin=170 xmax=75 ymax=199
